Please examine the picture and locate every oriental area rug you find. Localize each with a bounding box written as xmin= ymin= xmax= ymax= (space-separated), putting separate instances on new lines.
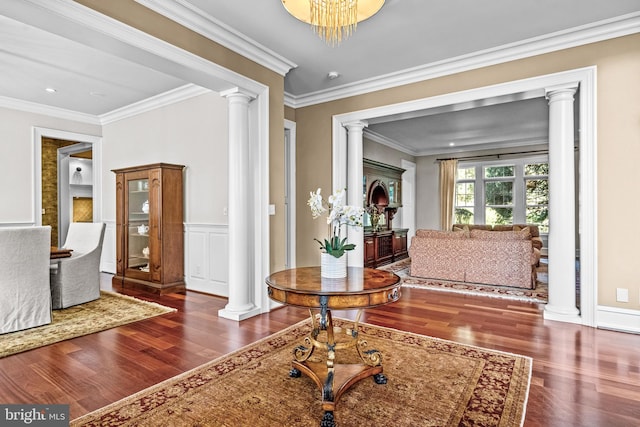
xmin=382 ymin=258 xmax=549 ymax=304
xmin=72 ymin=319 xmax=532 ymax=427
xmin=0 ymin=290 xmax=176 ymax=358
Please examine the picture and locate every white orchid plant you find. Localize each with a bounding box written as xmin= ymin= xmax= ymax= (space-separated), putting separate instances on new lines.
xmin=308 ymin=188 xmax=364 ymax=258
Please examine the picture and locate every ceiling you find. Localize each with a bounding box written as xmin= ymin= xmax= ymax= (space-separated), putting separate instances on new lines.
xmin=1 ymin=0 xmax=638 ymax=155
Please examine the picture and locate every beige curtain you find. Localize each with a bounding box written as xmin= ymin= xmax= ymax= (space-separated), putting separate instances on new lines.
xmin=439 ymin=159 xmax=458 ymax=231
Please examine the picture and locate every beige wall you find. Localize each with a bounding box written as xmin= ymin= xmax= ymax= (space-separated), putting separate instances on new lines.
xmin=285 ymin=106 xmax=296 ymax=122
xmin=102 ymin=92 xmax=228 ymax=225
xmin=76 ymin=0 xmax=288 ymax=272
xmin=294 ymin=34 xmax=640 ymax=311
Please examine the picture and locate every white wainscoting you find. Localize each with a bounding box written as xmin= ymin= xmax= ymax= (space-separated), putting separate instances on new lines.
xmin=100 ymin=222 xmax=229 ymax=297
xmin=184 ymin=223 xmax=229 ymax=297
xmin=100 ymin=221 xmax=117 ymax=274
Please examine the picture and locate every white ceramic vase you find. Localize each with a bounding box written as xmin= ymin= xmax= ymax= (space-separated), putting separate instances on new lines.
xmin=320 ymin=252 xmax=347 ymax=278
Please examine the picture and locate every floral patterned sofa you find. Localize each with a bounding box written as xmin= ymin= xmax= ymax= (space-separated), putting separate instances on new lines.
xmin=408 ymin=225 xmax=541 ymax=289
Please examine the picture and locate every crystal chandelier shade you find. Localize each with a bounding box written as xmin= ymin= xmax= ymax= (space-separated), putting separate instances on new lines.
xmin=282 ymin=0 xmax=385 ymax=46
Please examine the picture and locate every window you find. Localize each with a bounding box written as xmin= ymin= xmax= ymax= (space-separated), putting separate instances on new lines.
xmin=484 ymin=165 xmax=514 ymax=225
xmin=455 ymin=166 xmax=475 ymax=224
xmin=454 ymin=156 xmax=549 ymax=233
xmin=524 ymin=162 xmax=549 ymax=233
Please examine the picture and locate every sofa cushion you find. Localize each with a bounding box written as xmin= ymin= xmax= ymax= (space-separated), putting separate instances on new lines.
xmin=465 ymin=238 xmax=536 ymax=288
xmin=416 ymin=229 xmax=468 ymax=239
xmin=492 ymin=223 xmax=541 ymax=237
xmin=492 ymin=225 xmax=514 ymax=232
xmin=409 ymin=237 xmax=467 ymax=281
xmin=453 ymin=224 xmax=493 ymax=231
xmin=470 ymin=229 xmax=530 ymax=241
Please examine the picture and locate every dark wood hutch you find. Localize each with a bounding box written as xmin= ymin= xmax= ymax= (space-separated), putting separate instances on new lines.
xmin=363 ymin=159 xmax=409 ymax=268
xmin=112 ymin=163 xmax=185 ymax=294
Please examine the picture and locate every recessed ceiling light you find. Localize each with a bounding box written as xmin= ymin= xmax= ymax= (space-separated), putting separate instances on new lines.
xmin=327 ymin=71 xmax=340 ymax=80
xmin=449 ymin=142 xmax=455 ymax=146
xmin=45 ymin=87 xmax=57 ymax=93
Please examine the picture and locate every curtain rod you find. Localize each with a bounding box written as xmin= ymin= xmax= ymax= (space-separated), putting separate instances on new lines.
xmin=436 ymin=149 xmax=551 ymax=162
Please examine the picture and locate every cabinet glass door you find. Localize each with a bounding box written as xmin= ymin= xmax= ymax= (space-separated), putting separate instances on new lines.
xmin=127 ymin=178 xmax=150 ymax=274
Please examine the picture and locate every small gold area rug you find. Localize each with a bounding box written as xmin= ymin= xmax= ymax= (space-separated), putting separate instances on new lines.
xmin=0 ymin=291 xmax=176 ymax=358
xmin=72 ymin=319 xmax=531 ymax=427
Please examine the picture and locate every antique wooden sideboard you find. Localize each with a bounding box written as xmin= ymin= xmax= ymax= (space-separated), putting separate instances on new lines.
xmin=363 ymin=158 xmax=409 ymax=267
xmin=364 ymin=228 xmax=409 ymax=268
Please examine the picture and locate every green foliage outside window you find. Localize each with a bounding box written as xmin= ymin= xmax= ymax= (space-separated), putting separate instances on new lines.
xmin=484 ymin=165 xmax=514 ymax=178
xmin=524 ymin=163 xmax=549 ymax=232
xmin=453 ymin=161 xmax=549 ymax=231
xmin=455 ymin=208 xmax=474 ymax=224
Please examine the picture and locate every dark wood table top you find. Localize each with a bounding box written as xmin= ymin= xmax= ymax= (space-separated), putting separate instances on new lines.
xmin=50 ymin=247 xmax=72 ymax=259
xmin=266 ymin=267 xmax=401 ymax=310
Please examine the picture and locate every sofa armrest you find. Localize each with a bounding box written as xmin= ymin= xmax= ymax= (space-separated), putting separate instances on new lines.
xmin=531 ymin=237 xmax=543 ymax=250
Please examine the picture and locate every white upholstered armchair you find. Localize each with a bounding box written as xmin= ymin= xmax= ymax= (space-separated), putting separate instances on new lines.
xmin=50 ymin=222 xmax=106 ymax=309
xmin=0 ymin=226 xmax=52 ymax=334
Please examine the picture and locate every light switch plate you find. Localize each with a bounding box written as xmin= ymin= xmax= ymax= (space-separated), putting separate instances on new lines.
xmin=616 ymin=288 xmax=629 ymax=303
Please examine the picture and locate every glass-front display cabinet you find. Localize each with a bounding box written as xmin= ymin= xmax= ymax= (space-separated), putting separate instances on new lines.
xmin=127 ymin=177 xmax=150 ymax=274
xmin=112 ymin=163 xmax=185 ymax=294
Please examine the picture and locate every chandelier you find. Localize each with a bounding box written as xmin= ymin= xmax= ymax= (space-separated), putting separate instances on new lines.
xmin=282 ymin=0 xmax=385 ymax=46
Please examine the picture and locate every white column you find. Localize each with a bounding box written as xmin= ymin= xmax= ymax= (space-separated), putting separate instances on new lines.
xmin=219 ymin=88 xmax=261 ymax=321
xmin=344 ymin=121 xmax=367 ymax=267
xmin=544 ymin=84 xmax=580 ymax=323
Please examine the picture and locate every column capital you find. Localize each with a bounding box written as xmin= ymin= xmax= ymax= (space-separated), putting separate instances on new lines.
xmin=343 ymin=120 xmax=368 ymax=131
xmin=545 ymin=82 xmax=579 ymax=100
xmin=220 ymin=87 xmax=257 ymax=101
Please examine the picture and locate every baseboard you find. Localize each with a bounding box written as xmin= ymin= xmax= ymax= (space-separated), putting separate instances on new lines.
xmin=100 ymin=221 xmax=229 ymax=297
xmin=596 ymin=305 xmax=640 ymax=334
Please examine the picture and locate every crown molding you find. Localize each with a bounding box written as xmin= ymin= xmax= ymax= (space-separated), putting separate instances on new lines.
xmin=413 ymin=136 xmax=550 ymax=157
xmin=100 ymin=84 xmax=211 ymax=124
xmin=134 ymin=0 xmax=297 ymax=77
xmin=0 ymin=96 xmax=101 ymax=125
xmin=364 ymin=128 xmax=548 ymax=157
xmin=0 ymin=84 xmax=211 ymax=126
xmin=286 ymin=12 xmax=640 ymax=108
xmin=363 ymin=129 xmax=418 ymax=157
xmin=14 ymin=0 xmax=263 ymax=96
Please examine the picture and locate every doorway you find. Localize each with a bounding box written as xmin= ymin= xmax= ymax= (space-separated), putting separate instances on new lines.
xmin=332 ymin=67 xmax=596 ymax=327
xmin=33 ymin=127 xmax=102 ymax=246
xmin=57 ymin=143 xmax=93 ymax=246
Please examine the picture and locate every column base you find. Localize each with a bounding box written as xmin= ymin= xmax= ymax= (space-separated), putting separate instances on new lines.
xmin=218 ymin=305 xmax=262 ymax=321
xmin=544 ymin=305 xmax=581 ymax=324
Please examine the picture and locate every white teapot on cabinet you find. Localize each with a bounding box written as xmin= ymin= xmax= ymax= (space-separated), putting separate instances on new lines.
xmin=137 ymin=224 xmax=149 ymax=235
xmin=142 ymin=200 xmax=149 ymax=213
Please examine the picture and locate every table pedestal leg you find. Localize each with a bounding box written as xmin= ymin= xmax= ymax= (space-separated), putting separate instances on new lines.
xmin=290 ymin=306 xmax=386 ymax=427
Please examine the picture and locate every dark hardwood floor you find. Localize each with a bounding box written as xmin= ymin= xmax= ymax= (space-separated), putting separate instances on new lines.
xmin=1 ymin=273 xmax=639 ymax=426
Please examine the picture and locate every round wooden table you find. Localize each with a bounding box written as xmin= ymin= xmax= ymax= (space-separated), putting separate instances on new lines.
xmin=266 ymin=266 xmax=401 ymax=427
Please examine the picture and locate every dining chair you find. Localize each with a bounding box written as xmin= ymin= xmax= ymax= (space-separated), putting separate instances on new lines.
xmin=50 ymin=222 xmax=106 ymax=309
xmin=0 ymin=226 xmax=52 ymax=333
